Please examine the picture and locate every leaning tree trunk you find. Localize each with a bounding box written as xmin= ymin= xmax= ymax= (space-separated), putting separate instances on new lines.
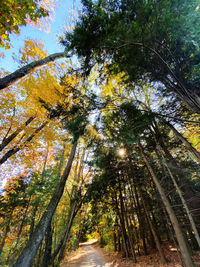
xmin=153 ymin=125 xmax=200 ymax=213
xmin=0 ymin=211 xmax=13 ymax=256
xmin=129 ymin=174 xmax=148 ymax=255
xmin=13 ymin=140 xmax=78 ymax=267
xmin=138 ymin=143 xmax=195 ymax=267
xmin=0 ymin=52 xmax=67 ymax=90
xmin=156 ymin=145 xmax=200 ymax=249
xmin=166 ymin=122 xmax=200 ymax=163
xmin=42 ymin=221 xmax=53 ymax=267
xmin=0 ymin=121 xmax=48 ymax=165
xmin=0 ymin=117 xmax=34 ymax=152
xmin=10 ymin=199 xmax=30 ymax=266
xmin=57 ymin=203 xmax=77 ymax=262
xmin=139 ymin=189 xmax=167 ymax=264
xmin=50 ymin=201 xmax=78 ymax=264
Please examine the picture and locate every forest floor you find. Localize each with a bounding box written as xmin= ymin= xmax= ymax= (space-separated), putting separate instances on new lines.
xmin=61 ymin=242 xmax=200 ymax=267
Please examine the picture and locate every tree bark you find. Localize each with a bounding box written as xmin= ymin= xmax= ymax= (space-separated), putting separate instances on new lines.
xmin=0 ymin=210 xmax=13 ymax=256
xmin=13 ymin=140 xmax=77 ymax=267
xmin=42 ymin=221 xmax=53 ymax=267
xmin=139 ymin=189 xmax=167 ymax=264
xmin=114 ymin=191 xmax=129 ymax=258
xmin=10 ymin=200 xmax=30 ymax=266
xmin=0 ymin=52 xmax=67 ymax=90
xmin=122 ymin=184 xmax=137 ymax=262
xmin=29 ymin=203 xmax=38 ymax=240
xmin=129 ymin=175 xmax=147 ymax=255
xmin=167 ymin=122 xmax=200 ymax=163
xmin=153 ymin=125 xmax=200 ymax=213
xmin=57 ymin=203 xmax=77 ymax=262
xmin=138 ymin=143 xmax=195 ymax=267
xmin=156 ymin=145 xmax=200 ymax=249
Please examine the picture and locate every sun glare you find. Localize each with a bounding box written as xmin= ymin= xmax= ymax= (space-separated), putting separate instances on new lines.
xmin=118 ymin=148 xmax=126 ymax=157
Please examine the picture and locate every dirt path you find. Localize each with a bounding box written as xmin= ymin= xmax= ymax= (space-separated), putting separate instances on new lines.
xmin=61 ymin=245 xmax=116 ymax=267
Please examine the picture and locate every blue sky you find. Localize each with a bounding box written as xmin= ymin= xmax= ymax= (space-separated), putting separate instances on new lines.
xmin=0 ymin=0 xmax=81 ymax=72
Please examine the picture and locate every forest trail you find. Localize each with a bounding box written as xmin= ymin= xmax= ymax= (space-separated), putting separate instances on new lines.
xmin=61 ymin=245 xmax=116 ymax=267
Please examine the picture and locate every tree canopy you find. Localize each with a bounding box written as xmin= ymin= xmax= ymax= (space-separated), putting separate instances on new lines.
xmin=0 ymin=1 xmax=200 ymax=267
xmin=65 ymin=0 xmax=200 ymax=113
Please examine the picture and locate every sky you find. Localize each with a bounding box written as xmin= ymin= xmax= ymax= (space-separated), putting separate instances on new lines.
xmin=0 ymin=0 xmax=81 ymax=72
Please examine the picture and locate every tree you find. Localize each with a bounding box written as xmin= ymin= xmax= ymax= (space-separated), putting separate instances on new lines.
xmin=0 ymin=39 xmax=76 ymax=166
xmin=0 ymin=0 xmax=55 ymax=49
xmin=13 ymin=139 xmax=78 ymax=267
xmin=0 ymin=51 xmax=68 ymax=90
xmin=92 ymin=101 xmax=197 ymax=266
xmin=65 ymin=0 xmax=200 ymax=113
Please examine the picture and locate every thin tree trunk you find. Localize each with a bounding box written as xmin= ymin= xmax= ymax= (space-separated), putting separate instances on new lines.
xmin=35 ymin=242 xmax=44 ymax=267
xmin=55 ymin=149 xmax=86 ymax=262
xmin=153 ymin=125 xmax=200 ymax=213
xmin=130 ymin=214 xmax=140 ymax=255
xmin=13 ymin=140 xmax=78 ymax=267
xmin=123 ymin=196 xmax=137 ymax=262
xmin=10 ymin=200 xmax=30 ymax=266
xmin=113 ymin=218 xmax=117 ymax=252
xmin=0 ymin=121 xmax=48 ymax=165
xmin=156 ymin=145 xmax=200 ymax=249
xmin=114 ymin=192 xmax=129 ymax=258
xmin=130 ymin=177 xmax=148 ymax=255
xmin=42 ymin=221 xmax=53 ymax=267
xmin=138 ymin=143 xmax=195 ymax=267
xmin=0 ymin=52 xmax=67 ymax=90
xmin=29 ymin=146 xmax=49 ymax=240
xmin=0 ymin=211 xmax=13 ymax=256
xmin=50 ymin=203 xmax=77 ymax=263
xmin=121 ymin=179 xmax=137 ymax=262
xmin=115 ymin=217 xmax=121 ymax=252
xmin=57 ymin=203 xmax=77 ymax=262
xmin=139 ymin=189 xmax=167 ymax=264
xmin=0 ymin=117 xmax=34 ymax=152
xmin=29 ymin=203 xmax=38 ymax=240
xmin=167 ymin=122 xmax=200 ymax=163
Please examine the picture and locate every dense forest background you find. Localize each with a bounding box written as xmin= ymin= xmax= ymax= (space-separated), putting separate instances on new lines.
xmin=0 ymin=0 xmax=200 ymax=266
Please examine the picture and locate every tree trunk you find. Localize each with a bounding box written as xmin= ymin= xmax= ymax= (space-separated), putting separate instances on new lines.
xmin=139 ymin=189 xmax=167 ymax=264
xmin=115 ymin=217 xmax=121 ymax=252
xmin=129 ymin=176 xmax=148 ymax=255
xmin=57 ymin=203 xmax=77 ymax=262
xmin=29 ymin=203 xmax=38 ymax=240
xmin=0 ymin=121 xmax=48 ymax=165
xmin=50 ymin=202 xmax=78 ymax=264
xmin=0 ymin=117 xmax=34 ymax=152
xmin=130 ymin=214 xmax=140 ymax=256
xmin=0 ymin=52 xmax=67 ymax=90
xmin=10 ymin=200 xmax=30 ymax=266
xmin=42 ymin=221 xmax=53 ymax=267
xmin=167 ymin=122 xmax=200 ymax=163
xmin=113 ymin=220 xmax=117 ymax=252
xmin=114 ymin=192 xmax=129 ymax=258
xmin=153 ymin=125 xmax=200 ymax=213
xmin=13 ymin=140 xmax=77 ymax=267
xmin=122 ymin=185 xmax=137 ymax=262
xmin=138 ymin=143 xmax=195 ymax=267
xmin=0 ymin=222 xmax=10 ymax=257
xmin=156 ymin=145 xmax=200 ymax=249
xmin=0 ymin=211 xmax=13 ymax=256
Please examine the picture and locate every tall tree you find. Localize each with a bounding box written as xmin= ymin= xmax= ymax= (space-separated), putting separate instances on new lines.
xmin=65 ymin=0 xmax=200 ymax=113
